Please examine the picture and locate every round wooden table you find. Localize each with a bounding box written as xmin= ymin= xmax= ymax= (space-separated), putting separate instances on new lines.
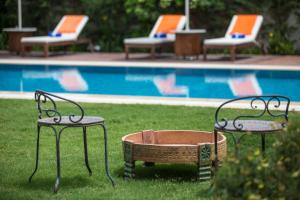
xmin=175 ymin=29 xmax=206 ymax=59
xmin=3 ymin=27 xmax=37 ymax=54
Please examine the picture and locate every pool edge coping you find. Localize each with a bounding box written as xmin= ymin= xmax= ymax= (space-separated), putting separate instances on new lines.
xmin=0 ymin=59 xmax=300 ymax=71
xmin=1 ymin=91 xmax=299 ymax=111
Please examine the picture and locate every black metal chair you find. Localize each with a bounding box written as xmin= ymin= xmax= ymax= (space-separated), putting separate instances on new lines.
xmin=213 ymin=95 xmax=290 ymax=165
xmin=29 ymin=90 xmax=115 ymax=193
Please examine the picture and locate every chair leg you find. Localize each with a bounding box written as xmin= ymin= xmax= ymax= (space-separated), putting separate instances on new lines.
xmin=83 ymin=126 xmax=92 ymax=175
xmin=29 ymin=125 xmax=41 ymax=182
xmin=100 ymin=124 xmax=115 ymax=187
xmin=54 ymin=128 xmax=61 ymax=193
xmin=213 ymin=129 xmax=218 ymax=170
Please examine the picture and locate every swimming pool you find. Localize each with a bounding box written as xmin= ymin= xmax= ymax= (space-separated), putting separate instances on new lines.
xmin=0 ymin=63 xmax=300 ymax=102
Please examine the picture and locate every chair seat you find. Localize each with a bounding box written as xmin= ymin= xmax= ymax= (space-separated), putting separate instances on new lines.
xmin=38 ymin=116 xmax=104 ymax=126
xmin=215 ymin=120 xmax=284 ymax=132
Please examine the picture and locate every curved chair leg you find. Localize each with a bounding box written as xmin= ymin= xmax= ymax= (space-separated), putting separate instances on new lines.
xmin=53 ymin=127 xmax=62 ymax=193
xmin=100 ymin=124 xmax=115 ymax=187
xmin=83 ymin=126 xmax=92 ymax=175
xmin=29 ymin=125 xmax=41 ymax=182
xmin=213 ymin=129 xmax=218 ymax=170
xmin=229 ymin=132 xmax=248 ymax=157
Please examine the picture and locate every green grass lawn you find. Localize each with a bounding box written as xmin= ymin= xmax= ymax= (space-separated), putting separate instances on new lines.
xmin=0 ymin=99 xmax=299 ymax=199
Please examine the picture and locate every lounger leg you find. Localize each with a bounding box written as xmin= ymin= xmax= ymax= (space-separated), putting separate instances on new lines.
xmin=203 ymin=46 xmax=207 ymax=61
xmin=43 ymin=44 xmax=49 ymax=57
xmin=87 ymin=39 xmax=94 ymax=53
xmin=63 ymin=46 xmax=68 ymax=54
xmin=125 ymin=45 xmax=129 ymax=60
xmin=230 ymin=46 xmax=236 ymax=61
xmin=21 ymin=44 xmax=26 ymax=57
xmin=150 ymin=46 xmax=155 ymax=59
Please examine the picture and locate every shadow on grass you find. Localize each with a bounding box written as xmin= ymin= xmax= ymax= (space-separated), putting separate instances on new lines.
xmin=115 ymin=163 xmax=204 ymax=182
xmin=17 ymin=175 xmax=91 ymax=192
xmin=114 ymin=163 xmax=214 ymax=198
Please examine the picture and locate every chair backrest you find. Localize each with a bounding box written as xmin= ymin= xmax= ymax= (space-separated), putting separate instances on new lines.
xmin=149 ymin=15 xmax=186 ymax=39
xmin=214 ymin=95 xmax=290 ymax=131
xmin=35 ymin=90 xmax=84 ymax=124
xmin=53 ymin=15 xmax=89 ymax=39
xmin=225 ymin=15 xmax=263 ymax=40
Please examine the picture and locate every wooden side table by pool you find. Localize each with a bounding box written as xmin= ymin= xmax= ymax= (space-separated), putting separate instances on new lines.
xmin=175 ymin=29 xmax=206 ymax=59
xmin=3 ymin=27 xmax=37 ymax=54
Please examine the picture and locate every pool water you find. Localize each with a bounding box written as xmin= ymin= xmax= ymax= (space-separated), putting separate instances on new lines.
xmin=0 ymin=64 xmax=300 ymax=101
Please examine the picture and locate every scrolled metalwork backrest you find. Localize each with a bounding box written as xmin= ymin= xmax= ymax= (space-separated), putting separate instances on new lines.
xmin=35 ymin=90 xmax=85 ymax=124
xmin=215 ymin=95 xmax=290 ymax=130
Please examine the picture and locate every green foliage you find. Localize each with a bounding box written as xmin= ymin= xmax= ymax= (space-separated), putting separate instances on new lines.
xmin=0 ymin=0 xmax=300 ymax=54
xmin=214 ymin=120 xmax=300 ymax=199
xmin=268 ymin=31 xmax=294 ymax=55
xmin=0 ymin=33 xmax=7 ymax=50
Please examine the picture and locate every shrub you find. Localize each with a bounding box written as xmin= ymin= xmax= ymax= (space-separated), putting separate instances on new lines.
xmin=268 ymin=31 xmax=294 ymax=55
xmin=213 ymin=121 xmax=300 ymax=200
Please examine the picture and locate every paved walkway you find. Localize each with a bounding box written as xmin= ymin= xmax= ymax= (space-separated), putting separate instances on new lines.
xmin=1 ymin=51 xmax=300 ymax=66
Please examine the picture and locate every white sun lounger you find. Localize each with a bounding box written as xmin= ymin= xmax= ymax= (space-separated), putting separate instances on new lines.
xmin=124 ymin=15 xmax=186 ymax=59
xmin=203 ymin=15 xmax=263 ymax=61
xmin=21 ymin=15 xmax=90 ymax=57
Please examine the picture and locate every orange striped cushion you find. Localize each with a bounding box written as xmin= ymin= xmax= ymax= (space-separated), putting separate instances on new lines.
xmin=155 ymin=15 xmax=182 ymax=34
xmin=57 ymin=15 xmax=84 ymax=33
xmin=230 ymin=15 xmax=257 ymax=35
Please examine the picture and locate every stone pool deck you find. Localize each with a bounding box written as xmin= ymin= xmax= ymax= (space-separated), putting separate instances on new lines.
xmin=0 ymin=51 xmax=300 ymax=66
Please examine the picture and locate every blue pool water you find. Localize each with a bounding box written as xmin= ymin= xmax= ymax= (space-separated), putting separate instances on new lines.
xmin=0 ymin=64 xmax=300 ymax=101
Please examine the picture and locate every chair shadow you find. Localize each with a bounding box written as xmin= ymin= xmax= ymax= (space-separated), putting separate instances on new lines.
xmin=18 ymin=175 xmax=91 ymax=192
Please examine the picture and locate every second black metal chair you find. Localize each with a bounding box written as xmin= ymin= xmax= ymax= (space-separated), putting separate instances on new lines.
xmin=29 ymin=90 xmax=115 ymax=193
xmin=213 ymin=95 xmax=290 ymax=166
